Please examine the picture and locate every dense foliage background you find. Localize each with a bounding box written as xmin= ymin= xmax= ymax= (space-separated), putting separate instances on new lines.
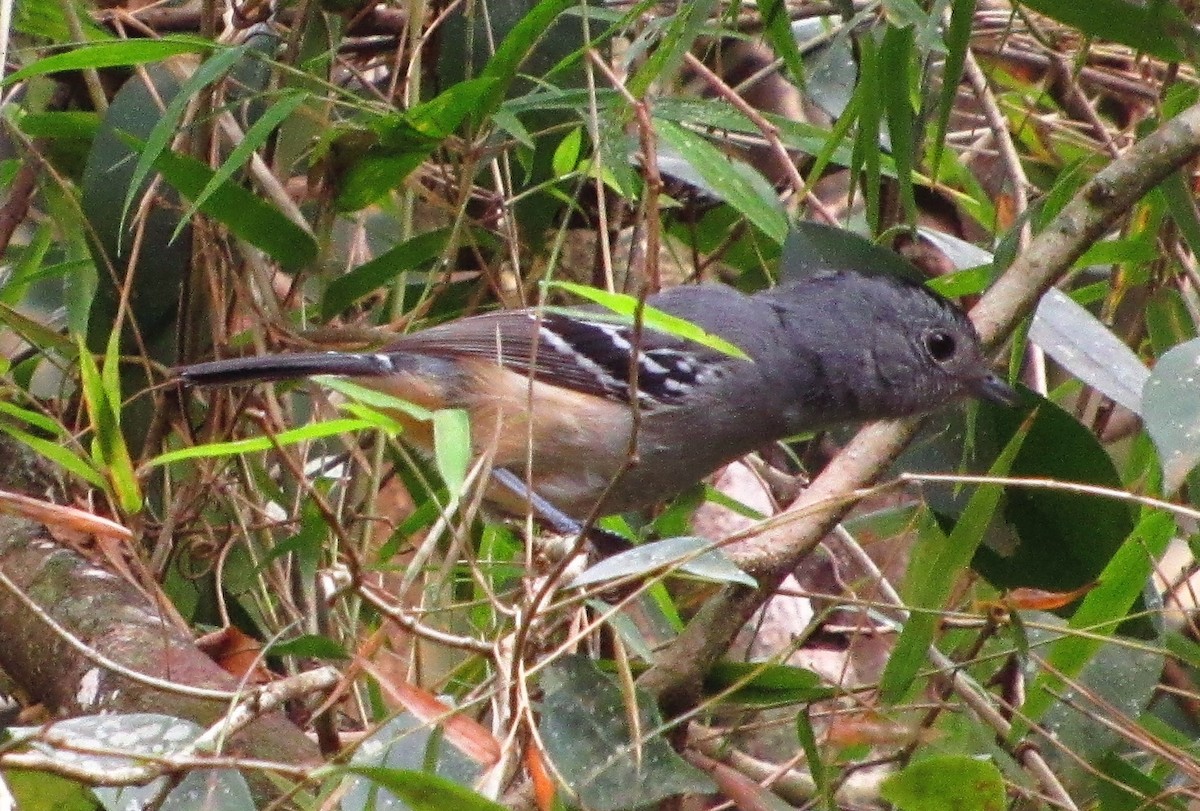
xmin=1 ymin=0 xmax=1200 ymax=808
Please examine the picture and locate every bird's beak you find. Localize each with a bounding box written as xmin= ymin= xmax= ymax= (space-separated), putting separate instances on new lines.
xmin=973 ymin=371 xmax=1020 ymax=407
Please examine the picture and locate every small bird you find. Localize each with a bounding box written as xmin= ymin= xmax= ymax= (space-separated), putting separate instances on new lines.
xmin=177 ymin=270 xmax=1016 ymax=519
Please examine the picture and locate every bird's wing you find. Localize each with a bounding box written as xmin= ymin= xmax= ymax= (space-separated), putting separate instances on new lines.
xmin=390 ymin=307 xmax=730 ymax=406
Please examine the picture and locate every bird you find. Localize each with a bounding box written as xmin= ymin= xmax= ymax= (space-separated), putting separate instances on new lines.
xmin=176 ymin=269 xmax=1017 ymax=520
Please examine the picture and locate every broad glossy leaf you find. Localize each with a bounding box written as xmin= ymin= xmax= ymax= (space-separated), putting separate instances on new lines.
xmin=571 ymin=535 xmax=755 ymax=588
xmin=880 ymin=755 xmax=1005 ymax=811
xmin=1030 ymin=287 xmax=1149 ymax=414
xmin=973 ymin=391 xmax=1135 ymax=591
xmin=82 ymin=63 xmax=191 ymax=350
xmin=16 ymin=714 xmax=253 ymax=811
xmin=893 ymin=386 xmax=1134 ymax=600
xmin=780 ymin=222 xmax=926 ymax=284
xmin=1143 ymin=337 xmax=1200 ymax=492
xmin=539 ymin=657 xmax=714 ymax=810
xmin=341 ymin=714 xmax=482 ymax=811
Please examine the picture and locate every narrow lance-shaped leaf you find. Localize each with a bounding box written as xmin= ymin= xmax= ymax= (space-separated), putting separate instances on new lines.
xmin=545 ymin=280 xmax=751 ymax=359
xmin=122 ymin=44 xmax=250 ymax=238
xmin=3 ymin=38 xmax=213 ymax=85
xmin=654 ymin=119 xmax=788 ymax=244
xmin=880 ymin=417 xmax=1027 ymax=703
xmin=176 ymin=90 xmax=311 ymax=237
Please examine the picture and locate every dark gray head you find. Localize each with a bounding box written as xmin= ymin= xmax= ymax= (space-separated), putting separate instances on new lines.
xmin=766 ymin=270 xmax=1017 ymax=426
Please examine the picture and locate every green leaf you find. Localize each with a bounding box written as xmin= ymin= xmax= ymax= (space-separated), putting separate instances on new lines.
xmin=880 ymin=24 xmax=917 ymax=224
xmin=337 ymin=767 xmax=505 ymax=811
xmin=1145 ymin=288 xmax=1197 ymax=357
xmin=755 ymin=0 xmax=806 ymax=88
xmin=704 ymin=661 xmax=836 ymax=705
xmin=338 ymin=402 xmax=405 ymax=435
xmin=76 ymin=338 xmax=141 ymax=513
xmin=1015 ymin=0 xmax=1200 ymax=63
xmin=545 ymin=281 xmax=750 ymax=359
xmin=1143 ymin=337 xmax=1200 ymax=492
xmin=1013 ymin=511 xmax=1174 ymax=739
xmin=122 ymin=44 xmax=250 ymax=233
xmin=880 ymin=755 xmax=1005 ymax=811
xmin=178 ymin=90 xmax=310 ymax=233
xmin=3 ymin=769 xmax=99 ymax=811
xmin=779 ymin=221 xmax=926 ymax=285
xmin=432 ymin=409 xmax=471 ymax=496
xmin=0 ymin=302 xmax=76 ymax=357
xmin=150 ymin=418 xmax=384 ymax=466
xmin=475 ymin=0 xmax=581 ymax=119
xmin=930 ymin=0 xmax=976 ymax=177
xmin=0 ymin=424 xmax=107 ymax=490
xmin=854 ymin=33 xmax=883 ymax=231
xmin=880 ymin=420 xmax=1026 ymax=703
xmin=18 ymin=111 xmax=102 ymax=141
xmin=335 ymin=78 xmax=497 ymax=211
xmin=655 ymin=119 xmax=788 ymax=244
xmin=796 ymin=710 xmax=833 ymax=810
xmin=571 ymin=535 xmax=756 ymax=588
xmin=317 ymin=377 xmax=435 ymax=422
xmin=147 ymin=142 xmax=317 ymax=269
xmin=552 ymin=126 xmax=583 ymax=177
xmin=322 ymin=229 xmax=452 ymax=319
xmin=539 ymin=656 xmax=714 ymax=810
xmin=627 ymin=0 xmax=721 ymax=97
xmin=0 ymin=402 xmax=66 ymax=437
xmin=4 ymin=37 xmax=213 ymax=85
xmin=267 ymin=634 xmax=350 ymax=660
xmin=971 ymin=392 xmax=1135 ymax=593
xmin=100 ymin=329 xmax=141 ymax=513
xmin=1160 ymin=170 xmax=1200 ymax=266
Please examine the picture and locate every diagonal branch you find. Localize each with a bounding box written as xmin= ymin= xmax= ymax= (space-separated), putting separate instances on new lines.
xmin=638 ymin=99 xmax=1200 ymax=715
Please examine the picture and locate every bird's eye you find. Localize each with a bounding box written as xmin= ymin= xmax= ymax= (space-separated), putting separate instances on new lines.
xmin=923 ymin=330 xmax=957 ymax=362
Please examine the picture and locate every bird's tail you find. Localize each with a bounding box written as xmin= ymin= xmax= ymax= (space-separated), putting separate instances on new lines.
xmin=175 ymin=351 xmax=401 ymax=387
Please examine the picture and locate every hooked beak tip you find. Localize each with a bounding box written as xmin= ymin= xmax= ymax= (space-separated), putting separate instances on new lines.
xmin=973 ymin=372 xmax=1020 ymax=407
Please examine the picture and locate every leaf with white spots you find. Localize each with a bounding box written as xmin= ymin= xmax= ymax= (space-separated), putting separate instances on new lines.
xmin=13 ymin=714 xmax=253 ymax=810
xmin=1143 ymin=337 xmax=1200 ymax=492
